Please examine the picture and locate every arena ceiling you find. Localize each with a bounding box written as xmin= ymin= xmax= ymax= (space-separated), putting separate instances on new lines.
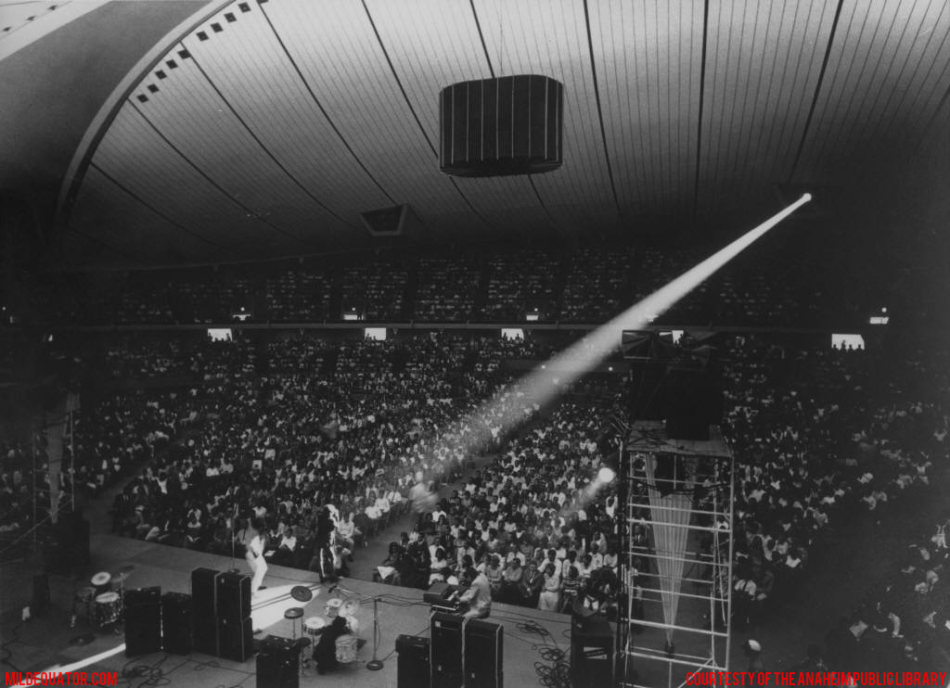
xmin=3 ymin=0 xmax=950 ymax=268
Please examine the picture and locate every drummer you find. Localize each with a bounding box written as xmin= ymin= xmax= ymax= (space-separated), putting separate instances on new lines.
xmin=312 ymin=616 xmax=349 ymax=675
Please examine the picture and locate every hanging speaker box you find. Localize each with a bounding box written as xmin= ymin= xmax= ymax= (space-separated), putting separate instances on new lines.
xmin=439 ymin=75 xmax=563 ymax=178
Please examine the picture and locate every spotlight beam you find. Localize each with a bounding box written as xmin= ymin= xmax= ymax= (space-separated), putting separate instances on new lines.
xmin=467 ymin=194 xmax=812 ymax=439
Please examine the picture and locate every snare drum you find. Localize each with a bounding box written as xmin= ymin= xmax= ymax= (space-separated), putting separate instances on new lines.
xmin=94 ymin=592 xmax=122 ymax=627
xmin=303 ymin=616 xmax=326 ymax=638
xmin=335 ymin=634 xmax=359 ymax=664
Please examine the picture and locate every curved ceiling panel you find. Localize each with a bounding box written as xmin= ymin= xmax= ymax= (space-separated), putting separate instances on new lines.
xmin=54 ymin=0 xmax=950 ymax=266
xmin=794 ymin=0 xmax=950 ymax=183
xmin=696 ymin=0 xmax=838 ymax=219
xmin=175 ymin=4 xmax=390 ymax=231
xmin=261 ymin=1 xmax=480 ymax=225
xmin=588 ymin=0 xmax=703 ymax=220
xmin=89 ymin=106 xmax=269 ymax=255
xmin=474 ymin=0 xmax=621 ymax=233
xmin=71 ymin=165 xmax=226 ymax=266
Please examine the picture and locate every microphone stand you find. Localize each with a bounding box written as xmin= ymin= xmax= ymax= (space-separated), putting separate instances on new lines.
xmin=366 ymin=595 xmax=383 ymax=671
xmin=228 ymin=511 xmax=240 ymax=573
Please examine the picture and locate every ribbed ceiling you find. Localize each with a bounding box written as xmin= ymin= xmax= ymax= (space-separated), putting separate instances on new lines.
xmin=55 ymin=0 xmax=950 ymax=266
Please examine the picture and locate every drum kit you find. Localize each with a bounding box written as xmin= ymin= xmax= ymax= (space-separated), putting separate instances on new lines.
xmin=73 ymin=565 xmax=135 ymax=633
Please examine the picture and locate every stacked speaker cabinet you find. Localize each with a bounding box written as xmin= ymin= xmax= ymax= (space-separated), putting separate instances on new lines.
xmin=256 ymin=635 xmax=300 ymax=688
xmin=218 ymin=617 xmax=254 ymax=662
xmin=216 ymin=571 xmax=253 ymax=662
xmin=125 ymin=586 xmax=162 ymax=657
xmin=430 ymin=612 xmax=463 ymax=688
xmin=464 ymin=620 xmax=503 ymax=688
xmin=191 ymin=568 xmax=221 ymax=656
xmin=161 ymin=592 xmax=192 ymax=654
xmin=396 ymin=634 xmax=430 ymax=688
xmin=216 ymin=571 xmax=251 ymax=622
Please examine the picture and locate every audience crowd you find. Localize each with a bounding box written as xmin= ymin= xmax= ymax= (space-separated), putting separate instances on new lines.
xmin=3 ymin=297 xmax=947 ymax=672
xmin=18 ymin=243 xmax=881 ymax=328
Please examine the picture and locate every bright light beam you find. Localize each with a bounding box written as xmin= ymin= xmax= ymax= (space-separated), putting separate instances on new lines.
xmin=598 ymin=466 xmax=617 ymax=484
xmin=466 ymin=194 xmax=812 ymax=438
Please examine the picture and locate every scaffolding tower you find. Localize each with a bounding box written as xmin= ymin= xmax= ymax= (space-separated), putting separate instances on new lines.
xmin=617 ymin=421 xmax=734 ymax=688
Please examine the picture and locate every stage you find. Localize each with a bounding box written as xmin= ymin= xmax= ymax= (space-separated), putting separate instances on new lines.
xmin=0 ymin=534 xmax=578 ymax=688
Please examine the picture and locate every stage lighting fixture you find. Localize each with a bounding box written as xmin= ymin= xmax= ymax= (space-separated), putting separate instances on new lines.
xmin=597 ymin=466 xmax=616 ymax=484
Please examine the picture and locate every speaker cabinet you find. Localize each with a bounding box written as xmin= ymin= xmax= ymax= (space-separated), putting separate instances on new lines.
xmin=216 ymin=571 xmax=251 ymax=623
xmin=161 ymin=592 xmax=192 ymax=654
xmin=570 ymin=613 xmax=614 ymax=688
xmin=193 ymin=616 xmax=219 ymax=657
xmin=257 ymin=636 xmax=300 ymax=688
xmin=430 ymin=612 xmax=463 ymax=688
xmin=464 ymin=620 xmax=503 ymax=688
xmin=191 ymin=568 xmax=220 ymax=617
xmin=125 ymin=586 xmax=162 ymax=607
xmin=439 ymin=75 xmax=564 ymax=177
xmin=396 ymin=634 xmax=430 ymax=688
xmin=663 ymin=366 xmax=721 ymax=440
xmin=125 ymin=592 xmax=162 ymax=657
xmin=218 ymin=616 xmax=254 ymax=662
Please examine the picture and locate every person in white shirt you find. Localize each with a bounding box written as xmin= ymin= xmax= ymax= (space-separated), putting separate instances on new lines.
xmin=245 ymin=517 xmax=268 ymax=597
xmin=458 ymin=567 xmax=492 ymax=620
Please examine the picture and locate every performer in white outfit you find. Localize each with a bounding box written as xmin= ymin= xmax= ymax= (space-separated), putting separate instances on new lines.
xmin=246 ymin=517 xmax=268 ymax=597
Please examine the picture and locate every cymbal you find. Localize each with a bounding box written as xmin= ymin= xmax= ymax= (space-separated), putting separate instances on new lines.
xmin=112 ymin=564 xmax=135 ymax=581
xmin=291 ymin=585 xmax=314 ymax=602
xmin=90 ymin=572 xmax=111 ymax=587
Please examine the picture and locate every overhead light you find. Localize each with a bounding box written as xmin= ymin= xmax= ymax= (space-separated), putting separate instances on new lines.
xmin=597 ymin=467 xmax=616 ymax=484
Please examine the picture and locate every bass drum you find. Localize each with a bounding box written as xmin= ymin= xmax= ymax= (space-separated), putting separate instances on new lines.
xmin=94 ymin=592 xmax=122 ymax=628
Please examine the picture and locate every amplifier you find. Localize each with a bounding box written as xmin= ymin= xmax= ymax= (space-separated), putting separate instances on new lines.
xmin=396 ymin=635 xmax=430 ymax=688
xmin=430 ymin=612 xmax=463 ymax=688
xmin=216 ymin=571 xmax=251 ymax=623
xmin=464 ymin=619 xmax=503 ymax=688
xmin=191 ymin=568 xmax=221 ymax=617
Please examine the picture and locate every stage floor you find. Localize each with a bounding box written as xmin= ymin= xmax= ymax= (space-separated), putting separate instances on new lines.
xmin=2 ymin=534 xmax=580 ymax=688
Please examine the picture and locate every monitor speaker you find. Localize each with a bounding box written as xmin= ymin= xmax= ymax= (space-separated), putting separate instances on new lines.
xmin=430 ymin=612 xmax=463 ymax=688
xmin=216 ymin=571 xmax=251 ymax=623
xmin=396 ymin=634 xmax=430 ymax=688
xmin=257 ymin=636 xmax=300 ymax=688
xmin=464 ymin=619 xmax=503 ymax=688
xmin=218 ymin=616 xmax=253 ymax=662
xmin=161 ymin=592 xmax=192 ymax=654
xmin=570 ymin=612 xmax=614 ymax=688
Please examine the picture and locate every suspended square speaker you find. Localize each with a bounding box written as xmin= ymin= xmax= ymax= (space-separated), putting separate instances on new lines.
xmin=439 ymin=75 xmax=563 ymax=177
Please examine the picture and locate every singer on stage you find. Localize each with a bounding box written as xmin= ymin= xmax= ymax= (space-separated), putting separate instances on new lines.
xmin=246 ymin=517 xmax=268 ymax=597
